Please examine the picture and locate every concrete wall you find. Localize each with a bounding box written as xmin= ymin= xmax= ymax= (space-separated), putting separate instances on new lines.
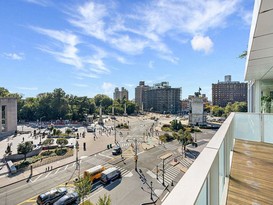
xmin=5 ymin=147 xmax=42 ymax=162
xmin=0 ymin=98 xmax=17 ymax=134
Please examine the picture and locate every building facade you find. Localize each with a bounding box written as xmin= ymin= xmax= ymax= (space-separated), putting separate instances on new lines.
xmin=0 ymin=98 xmax=17 ymax=136
xmin=142 ymin=82 xmax=181 ymax=114
xmin=113 ymin=87 xmax=128 ymax=101
xmin=212 ymin=75 xmax=247 ymax=107
xmin=135 ymin=81 xmax=150 ymax=110
xmin=189 ymin=96 xmax=206 ymax=126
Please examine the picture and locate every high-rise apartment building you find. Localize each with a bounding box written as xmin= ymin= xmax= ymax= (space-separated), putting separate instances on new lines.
xmin=113 ymin=87 xmax=128 ymax=101
xmin=135 ymin=81 xmax=150 ymax=109
xmin=212 ymin=75 xmax=247 ymax=107
xmin=142 ymin=82 xmax=181 ymax=114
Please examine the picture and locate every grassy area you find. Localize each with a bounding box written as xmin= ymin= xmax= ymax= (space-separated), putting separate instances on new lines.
xmin=14 ymin=148 xmax=73 ymax=170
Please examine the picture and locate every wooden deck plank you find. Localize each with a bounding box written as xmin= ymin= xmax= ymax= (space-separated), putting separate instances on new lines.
xmin=226 ymin=139 xmax=273 ymax=205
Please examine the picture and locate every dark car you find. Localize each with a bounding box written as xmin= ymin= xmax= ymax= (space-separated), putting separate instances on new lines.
xmin=53 ymin=192 xmax=80 ymax=205
xmin=36 ymin=187 xmax=67 ymax=205
xmin=112 ymin=146 xmax=122 ymax=155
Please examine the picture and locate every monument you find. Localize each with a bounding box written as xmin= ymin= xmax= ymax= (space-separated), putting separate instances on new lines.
xmin=98 ymin=105 xmax=104 ymax=125
xmin=0 ymin=98 xmax=17 ymax=138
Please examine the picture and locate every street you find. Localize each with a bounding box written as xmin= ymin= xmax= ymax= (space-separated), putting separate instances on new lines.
xmin=0 ymin=115 xmax=216 ymax=205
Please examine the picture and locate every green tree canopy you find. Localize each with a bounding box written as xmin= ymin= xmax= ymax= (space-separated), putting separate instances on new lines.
xmin=17 ymin=141 xmax=33 ymax=160
xmin=96 ymin=194 xmax=111 ymax=205
xmin=75 ymin=177 xmax=92 ymax=204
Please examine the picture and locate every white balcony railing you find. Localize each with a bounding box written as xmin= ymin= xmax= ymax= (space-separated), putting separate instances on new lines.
xmin=162 ymin=112 xmax=273 ymax=205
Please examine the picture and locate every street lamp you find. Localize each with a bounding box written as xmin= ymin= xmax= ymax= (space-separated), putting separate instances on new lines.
xmin=150 ymin=181 xmax=153 ymax=201
xmin=39 ymin=116 xmax=45 ymax=145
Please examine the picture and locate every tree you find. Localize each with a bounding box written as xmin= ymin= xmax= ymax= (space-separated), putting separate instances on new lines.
xmin=74 ymin=177 xmax=92 ymax=204
xmin=65 ymin=128 xmax=72 ymax=135
xmin=96 ymin=194 xmax=111 ymax=205
xmin=17 ymin=141 xmax=33 ymax=160
xmin=42 ymin=138 xmax=54 ymax=153
xmin=239 ymin=50 xmax=247 ymax=59
xmin=56 ymin=138 xmax=68 ymax=151
xmin=176 ymin=130 xmax=193 ymax=153
xmin=0 ymin=87 xmax=10 ymax=97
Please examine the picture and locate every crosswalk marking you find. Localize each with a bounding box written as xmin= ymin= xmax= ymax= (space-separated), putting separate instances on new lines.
xmin=158 ymin=166 xmax=180 ymax=185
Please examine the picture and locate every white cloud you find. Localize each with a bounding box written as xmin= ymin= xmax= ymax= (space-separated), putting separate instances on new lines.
xmin=241 ymin=10 xmax=253 ymax=25
xmin=68 ymin=1 xmax=107 ymax=41
xmin=191 ymin=35 xmax=213 ymax=54
xmin=148 ymin=61 xmax=154 ymax=69
xmin=16 ymin=86 xmax=38 ymax=91
xmin=102 ymin=82 xmax=115 ymax=96
xmin=32 ymin=26 xmax=111 ymax=78
xmin=3 ymin=52 xmax=24 ymax=60
xmin=24 ymin=0 xmax=49 ymax=6
xmin=73 ymin=83 xmax=88 ymax=87
xmin=32 ymin=27 xmax=82 ymax=68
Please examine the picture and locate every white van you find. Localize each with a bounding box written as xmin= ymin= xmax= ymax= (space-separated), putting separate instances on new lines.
xmin=100 ymin=167 xmax=121 ymax=184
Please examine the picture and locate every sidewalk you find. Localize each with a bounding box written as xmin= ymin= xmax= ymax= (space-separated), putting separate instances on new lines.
xmin=0 ymin=126 xmax=116 ymax=188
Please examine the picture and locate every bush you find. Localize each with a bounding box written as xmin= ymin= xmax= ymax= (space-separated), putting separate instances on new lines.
xmin=55 ymin=148 xmax=67 ymax=156
xmin=41 ymin=150 xmax=54 ymax=156
xmin=159 ymin=133 xmax=175 ymax=142
xmin=161 ymin=124 xmax=172 ymax=132
xmin=15 ymin=160 xmax=30 ymax=169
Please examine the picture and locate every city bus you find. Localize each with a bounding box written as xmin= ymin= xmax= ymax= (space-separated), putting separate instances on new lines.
xmin=83 ymin=165 xmax=105 ymax=182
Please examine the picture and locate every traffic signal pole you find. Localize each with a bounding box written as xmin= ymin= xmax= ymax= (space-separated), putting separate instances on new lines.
xmin=134 ymin=138 xmax=138 ymax=171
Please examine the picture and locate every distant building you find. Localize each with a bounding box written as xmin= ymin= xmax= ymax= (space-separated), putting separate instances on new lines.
xmin=189 ymin=90 xmax=206 ymax=126
xmin=212 ymin=75 xmax=247 ymax=107
xmin=135 ymin=81 xmax=150 ymax=110
xmin=181 ymin=99 xmax=190 ymax=115
xmin=142 ymin=82 xmax=181 ymax=114
xmin=113 ymin=87 xmax=128 ymax=101
xmin=0 ymin=98 xmax=17 ymax=137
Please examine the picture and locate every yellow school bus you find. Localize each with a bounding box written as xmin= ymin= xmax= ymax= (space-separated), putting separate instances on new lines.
xmin=84 ymin=165 xmax=105 ymax=182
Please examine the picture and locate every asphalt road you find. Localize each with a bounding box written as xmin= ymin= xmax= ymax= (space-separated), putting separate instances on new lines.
xmin=0 ymin=115 xmax=217 ymax=205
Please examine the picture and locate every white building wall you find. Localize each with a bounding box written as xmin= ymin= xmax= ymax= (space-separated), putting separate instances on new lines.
xmin=0 ymin=98 xmax=17 ymax=134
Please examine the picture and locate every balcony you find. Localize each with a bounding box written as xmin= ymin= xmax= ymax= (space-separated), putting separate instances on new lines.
xmin=162 ymin=112 xmax=273 ymax=205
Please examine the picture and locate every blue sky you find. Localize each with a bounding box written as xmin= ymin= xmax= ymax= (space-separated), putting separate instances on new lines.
xmin=0 ymin=0 xmax=254 ymax=100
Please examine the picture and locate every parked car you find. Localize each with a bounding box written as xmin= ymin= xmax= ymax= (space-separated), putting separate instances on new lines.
xmin=53 ymin=192 xmax=79 ymax=205
xmin=112 ymin=146 xmax=122 ymax=155
xmin=72 ymin=127 xmax=78 ymax=132
xmin=100 ymin=167 xmax=121 ymax=184
xmin=36 ymin=187 xmax=67 ymax=205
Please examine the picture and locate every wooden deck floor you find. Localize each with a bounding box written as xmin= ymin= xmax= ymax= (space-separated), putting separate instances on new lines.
xmin=226 ymin=139 xmax=273 ymax=205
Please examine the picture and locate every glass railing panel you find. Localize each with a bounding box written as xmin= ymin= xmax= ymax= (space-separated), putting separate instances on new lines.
xmin=219 ymin=142 xmax=225 ymax=201
xmin=233 ymin=113 xmax=261 ymax=141
xmin=263 ymin=114 xmax=273 ymax=143
xmin=195 ymin=179 xmax=207 ymax=205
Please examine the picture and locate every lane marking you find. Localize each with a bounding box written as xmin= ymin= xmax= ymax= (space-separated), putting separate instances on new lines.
xmin=64 ymin=165 xmax=68 ymax=170
xmin=98 ymin=153 xmax=113 ymax=159
xmin=45 ymin=171 xmax=52 ymax=178
xmin=32 ymin=174 xmax=43 ymax=183
xmin=55 ymin=168 xmax=61 ymax=175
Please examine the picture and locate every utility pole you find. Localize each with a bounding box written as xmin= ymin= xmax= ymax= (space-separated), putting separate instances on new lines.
xmin=114 ymin=120 xmax=117 ymax=144
xmin=156 ymin=165 xmax=158 ymax=180
xmin=162 ymin=158 xmax=165 ymax=186
xmin=150 ymin=181 xmax=153 ymax=201
xmin=134 ymin=138 xmax=138 ymax=171
xmin=75 ymin=140 xmax=80 ymax=178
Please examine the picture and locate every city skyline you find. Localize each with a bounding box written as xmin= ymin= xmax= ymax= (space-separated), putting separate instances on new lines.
xmin=0 ymin=0 xmax=254 ymax=100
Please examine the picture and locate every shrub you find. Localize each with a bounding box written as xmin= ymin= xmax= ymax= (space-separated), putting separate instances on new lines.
xmin=55 ymin=148 xmax=67 ymax=156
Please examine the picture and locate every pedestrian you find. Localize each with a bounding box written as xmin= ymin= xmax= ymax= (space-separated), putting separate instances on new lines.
xmin=48 ymin=166 xmax=50 ymax=171
xmin=46 ymin=167 xmax=47 ymax=172
xmin=94 ymin=135 xmax=95 ymax=141
xmin=51 ymin=166 xmax=53 ymax=170
xmin=22 ymin=137 xmax=24 ymax=142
